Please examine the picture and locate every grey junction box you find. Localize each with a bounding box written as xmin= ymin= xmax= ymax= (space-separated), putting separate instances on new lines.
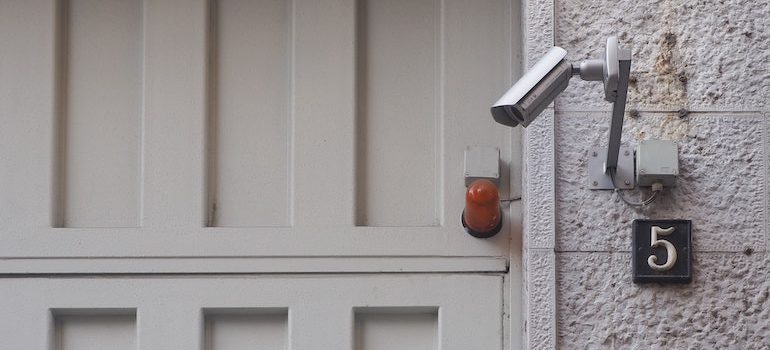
xmin=463 ymin=146 xmax=500 ymax=187
xmin=636 ymin=140 xmax=678 ymax=187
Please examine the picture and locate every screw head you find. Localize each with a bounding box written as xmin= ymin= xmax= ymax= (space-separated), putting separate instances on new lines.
xmin=592 ymin=151 xmax=598 ymax=157
xmin=592 ymin=181 xmax=599 ymax=186
xmin=624 ymin=180 xmax=631 ymax=185
xmin=624 ymin=150 xmax=630 ymax=156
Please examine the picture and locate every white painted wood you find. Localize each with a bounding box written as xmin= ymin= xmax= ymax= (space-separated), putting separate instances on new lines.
xmin=208 ymin=0 xmax=291 ymax=227
xmin=355 ymin=309 xmax=437 ymax=350
xmin=0 ymin=226 xmax=507 ymax=257
xmin=441 ymin=0 xmax=514 ymax=232
xmin=0 ymin=0 xmax=56 ymax=230
xmin=205 ymin=311 xmax=288 ymax=350
xmin=291 ymin=0 xmax=357 ymax=227
xmin=0 ymin=275 xmax=502 ymax=350
xmin=54 ymin=313 xmax=136 ymax=350
xmin=141 ymin=0 xmax=208 ymax=228
xmin=0 ymin=298 xmax=51 ymax=349
xmin=59 ymin=0 xmax=143 ymax=227
xmin=356 ymin=0 xmax=439 ymax=227
xmin=0 ymin=256 xmax=506 ymax=274
xmin=0 ymin=0 xmax=515 ymax=260
xmin=137 ymin=301 xmax=202 ymax=349
xmin=0 ymin=0 xmax=520 ymax=347
xmin=289 ymin=296 xmax=354 ymax=350
xmin=509 ymin=203 xmax=525 ymax=350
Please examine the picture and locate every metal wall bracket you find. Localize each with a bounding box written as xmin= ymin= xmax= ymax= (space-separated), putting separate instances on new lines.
xmin=585 ymin=37 xmax=633 ymax=191
xmin=588 ymin=146 xmax=634 ymax=190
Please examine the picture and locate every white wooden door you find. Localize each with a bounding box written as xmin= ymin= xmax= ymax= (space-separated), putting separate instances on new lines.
xmin=0 ymin=0 xmax=518 ymax=348
xmin=1 ymin=276 xmax=502 ymax=349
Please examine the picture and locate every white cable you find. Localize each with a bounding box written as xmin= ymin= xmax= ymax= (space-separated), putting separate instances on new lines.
xmin=609 ymin=168 xmax=662 ymax=207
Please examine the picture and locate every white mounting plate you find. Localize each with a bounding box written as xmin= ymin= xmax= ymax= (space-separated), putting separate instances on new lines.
xmin=587 ymin=146 xmax=635 ymax=190
xmin=463 ymin=146 xmax=500 ymax=187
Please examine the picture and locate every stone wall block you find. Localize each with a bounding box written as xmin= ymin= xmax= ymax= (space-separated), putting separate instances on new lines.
xmin=557 ymin=252 xmax=767 ymax=348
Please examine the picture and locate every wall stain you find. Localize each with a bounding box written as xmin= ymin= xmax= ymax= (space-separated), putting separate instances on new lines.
xmin=627 ymin=1 xmax=694 ymax=143
xmin=628 ymin=74 xmax=638 ymax=88
xmin=653 ymin=31 xmax=688 ymax=106
xmin=631 ymin=114 xmax=692 ymax=141
xmin=645 ymin=7 xmax=694 ymax=138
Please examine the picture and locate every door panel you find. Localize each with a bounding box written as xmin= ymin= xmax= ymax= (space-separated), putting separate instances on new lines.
xmin=355 ymin=0 xmax=440 ymax=227
xmin=54 ymin=312 xmax=137 ymax=350
xmin=204 ymin=311 xmax=288 ymax=350
xmin=0 ymin=0 xmax=517 ymax=347
xmin=141 ymin=0 xmax=209 ymax=229
xmin=355 ymin=309 xmax=438 ymax=350
xmin=0 ymin=0 xmax=515 ymax=259
xmin=208 ymin=0 xmax=292 ymax=228
xmin=0 ymin=275 xmax=503 ymax=349
xmin=57 ymin=0 xmax=143 ymax=228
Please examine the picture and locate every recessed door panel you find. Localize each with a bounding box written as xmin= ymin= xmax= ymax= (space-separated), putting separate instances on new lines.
xmin=54 ymin=312 xmax=137 ymax=350
xmin=208 ymin=0 xmax=291 ymax=227
xmin=355 ymin=308 xmax=438 ymax=350
xmin=355 ymin=0 xmax=439 ymax=227
xmin=204 ymin=310 xmax=288 ymax=350
xmin=57 ymin=0 xmax=143 ymax=228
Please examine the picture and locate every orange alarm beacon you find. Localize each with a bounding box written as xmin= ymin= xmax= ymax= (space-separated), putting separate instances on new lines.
xmin=462 ymin=179 xmax=502 ymax=238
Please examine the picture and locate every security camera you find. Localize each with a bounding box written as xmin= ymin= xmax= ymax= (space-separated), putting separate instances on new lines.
xmin=491 ymin=36 xmax=639 ymax=194
xmin=491 ymin=36 xmax=627 ymax=128
xmin=491 ymin=47 xmax=571 ymax=127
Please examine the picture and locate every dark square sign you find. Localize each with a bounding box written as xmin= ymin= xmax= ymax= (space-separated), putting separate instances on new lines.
xmin=632 ymin=219 xmax=692 ymax=284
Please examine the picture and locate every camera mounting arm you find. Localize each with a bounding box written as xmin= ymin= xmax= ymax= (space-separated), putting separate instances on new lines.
xmin=575 ymin=37 xmax=634 ymax=190
xmin=603 ymin=41 xmax=631 ymax=173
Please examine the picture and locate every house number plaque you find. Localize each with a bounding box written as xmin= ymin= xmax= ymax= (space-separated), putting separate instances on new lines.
xmin=632 ymin=219 xmax=692 ymax=284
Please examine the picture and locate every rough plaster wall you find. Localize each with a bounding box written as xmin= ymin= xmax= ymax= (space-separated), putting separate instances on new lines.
xmin=558 ymin=253 xmax=769 ymax=348
xmin=523 ymin=0 xmax=770 ymax=348
xmin=555 ymin=0 xmax=769 ymax=111
xmin=556 ymin=113 xmax=764 ymax=253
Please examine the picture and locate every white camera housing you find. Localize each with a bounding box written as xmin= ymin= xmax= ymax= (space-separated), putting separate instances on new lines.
xmin=491 ymin=37 xmax=625 ymax=128
xmin=491 ymin=47 xmax=570 ymax=127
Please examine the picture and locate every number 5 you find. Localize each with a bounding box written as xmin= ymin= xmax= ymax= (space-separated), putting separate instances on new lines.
xmin=648 ymin=226 xmax=677 ymax=271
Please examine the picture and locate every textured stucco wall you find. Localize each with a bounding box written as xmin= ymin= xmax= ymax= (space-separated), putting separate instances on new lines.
xmin=522 ymin=0 xmax=770 ymax=348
